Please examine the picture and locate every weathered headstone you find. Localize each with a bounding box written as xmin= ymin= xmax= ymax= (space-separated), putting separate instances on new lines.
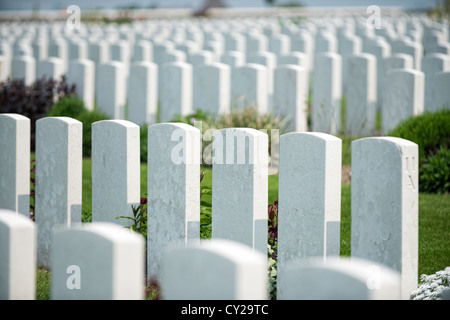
xmin=51 ymin=222 xmax=144 ymax=300
xmin=36 ymin=57 xmax=64 ymax=80
xmin=346 ymin=53 xmax=377 ymax=136
xmin=434 ymin=71 xmax=450 ymax=110
xmin=312 ymin=52 xmax=342 ymax=134
xmin=246 ymin=51 xmax=275 ymax=110
xmin=351 ymin=137 xmax=418 ymax=300
xmin=382 ymin=69 xmax=424 ymax=134
xmin=96 ymin=61 xmax=126 ymax=119
xmin=421 ymin=53 xmax=450 ymax=112
xmin=159 ymin=62 xmax=193 ymax=122
xmin=0 ymin=114 xmax=30 ymax=217
xmin=277 ymin=132 xmax=342 ymax=299
xmin=0 ymin=209 xmax=36 ymax=300
xmin=35 ymin=117 xmax=82 ymax=268
xmin=337 ymin=33 xmax=362 ymax=94
xmin=67 ymin=59 xmax=95 ymax=111
xmin=48 ymin=37 xmax=68 ymax=73
xmin=273 ymin=64 xmax=308 ymax=132
xmin=147 ymin=123 xmax=200 ymax=279
xmin=211 ymin=128 xmax=268 ymax=254
xmin=127 ymin=61 xmax=158 ymax=125
xmin=132 ymin=39 xmax=153 ymax=62
xmin=231 ymin=63 xmax=268 ymax=113
xmin=11 ymin=55 xmax=35 ymax=85
xmin=161 ymin=239 xmax=267 ymax=300
xmin=193 ymin=62 xmax=230 ymax=115
xmin=91 ymin=120 xmax=140 ymax=227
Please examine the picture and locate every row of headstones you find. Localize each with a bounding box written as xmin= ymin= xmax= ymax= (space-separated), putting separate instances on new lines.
xmin=313 ymin=50 xmax=450 ymax=137
xmin=2 ymin=15 xmax=450 ymax=133
xmin=7 ymin=46 xmax=450 ymax=137
xmin=0 ymin=113 xmax=418 ymax=299
xmin=0 ymin=213 xmax=402 ymax=300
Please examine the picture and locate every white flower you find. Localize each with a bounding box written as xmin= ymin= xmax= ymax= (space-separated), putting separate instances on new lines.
xmin=411 ymin=267 xmax=450 ymax=300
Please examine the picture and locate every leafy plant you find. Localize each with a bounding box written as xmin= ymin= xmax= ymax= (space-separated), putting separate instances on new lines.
xmin=388 ymin=109 xmax=450 ymax=194
xmin=200 ymin=170 xmax=212 ymax=239
xmin=0 ymin=75 xmax=76 ymax=151
xmin=267 ymin=199 xmax=278 ymax=300
xmin=411 ymin=266 xmax=450 ymax=300
xmin=47 ymin=95 xmax=110 ymax=157
xmin=388 ymin=109 xmax=450 ymax=162
xmin=173 ymin=107 xmax=288 ymax=167
xmin=419 ymin=147 xmax=450 ymax=194
xmin=116 ymin=197 xmax=148 ymax=238
xmin=29 ymin=159 xmax=36 ymax=221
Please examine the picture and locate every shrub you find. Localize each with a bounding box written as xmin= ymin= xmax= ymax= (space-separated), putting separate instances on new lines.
xmin=48 ymin=95 xmax=110 ymax=157
xmin=419 ymin=147 xmax=450 ymax=194
xmin=47 ymin=93 xmax=86 ymax=118
xmin=173 ymin=107 xmax=288 ymax=166
xmin=0 ymin=76 xmax=76 ymax=150
xmin=388 ymin=109 xmax=450 ymax=194
xmin=411 ymin=267 xmax=450 ymax=300
xmin=388 ymin=109 xmax=450 ymax=161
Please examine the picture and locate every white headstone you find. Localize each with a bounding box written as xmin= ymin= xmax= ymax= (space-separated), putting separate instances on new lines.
xmin=48 ymin=37 xmax=68 ymax=73
xmin=345 ymin=53 xmax=377 ymax=136
xmin=127 ymin=61 xmax=158 ymax=125
xmin=211 ymin=128 xmax=268 ymax=254
xmin=0 ymin=114 xmax=30 ymax=217
xmin=0 ymin=210 xmax=36 ymax=300
xmin=11 ymin=55 xmax=35 ymax=85
xmin=67 ymin=59 xmax=95 ymax=111
xmin=159 ymin=62 xmax=193 ymax=122
xmin=132 ymin=39 xmax=153 ymax=62
xmin=193 ymin=62 xmax=230 ymax=115
xmin=147 ymin=123 xmax=200 ymax=279
xmin=51 ymin=222 xmax=145 ymax=300
xmin=351 ymin=137 xmax=418 ymax=300
xmin=279 ymin=257 xmax=401 ymax=300
xmin=312 ymin=52 xmax=342 ymax=134
xmin=434 ymin=71 xmax=450 ymax=110
xmin=273 ymin=65 xmax=308 ymax=132
xmin=91 ymin=120 xmax=140 ymax=227
xmin=96 ymin=61 xmax=126 ymax=119
xmin=421 ymin=53 xmax=450 ymax=112
xmin=37 ymin=57 xmax=64 ymax=80
xmin=161 ymin=239 xmax=267 ymax=300
xmin=277 ymin=132 xmax=342 ymax=300
xmin=231 ymin=63 xmax=268 ymax=113
xmin=35 ymin=117 xmax=82 ymax=268
xmin=382 ymin=69 xmax=424 ymax=134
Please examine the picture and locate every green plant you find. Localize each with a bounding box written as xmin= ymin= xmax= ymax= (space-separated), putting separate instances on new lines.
xmin=77 ymin=109 xmax=110 ymax=158
xmin=388 ymin=109 xmax=450 ymax=162
xmin=47 ymin=94 xmax=86 ymax=118
xmin=267 ymin=200 xmax=278 ymax=300
xmin=139 ymin=124 xmax=148 ymax=163
xmin=419 ymin=147 xmax=450 ymax=194
xmin=116 ymin=197 xmax=148 ymax=238
xmin=200 ymin=170 xmax=212 ymax=239
xmin=173 ymin=107 xmax=288 ymax=167
xmin=47 ymin=95 xmax=110 ymax=157
xmin=0 ymin=75 xmax=76 ymax=151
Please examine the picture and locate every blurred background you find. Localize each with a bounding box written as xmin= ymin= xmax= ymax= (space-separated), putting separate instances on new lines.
xmin=0 ymin=0 xmax=436 ymax=11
